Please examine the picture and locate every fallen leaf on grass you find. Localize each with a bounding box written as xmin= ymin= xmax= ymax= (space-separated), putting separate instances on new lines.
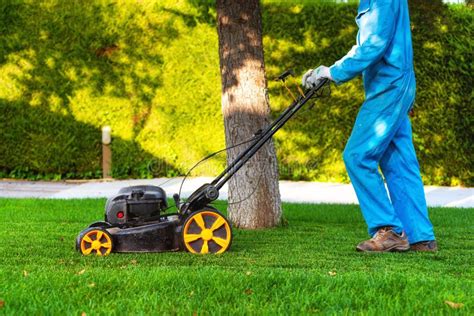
xmin=130 ymin=260 xmax=137 ymax=265
xmin=23 ymin=270 xmax=29 ymax=277
xmin=246 ymin=271 xmax=252 ymax=276
xmin=244 ymin=289 xmax=253 ymax=295
xmin=445 ymin=301 xmax=464 ymax=309
xmin=77 ymin=269 xmax=86 ymax=275
xmin=0 ymin=300 xmax=4 ymax=308
xmin=328 ymin=271 xmax=337 ymax=276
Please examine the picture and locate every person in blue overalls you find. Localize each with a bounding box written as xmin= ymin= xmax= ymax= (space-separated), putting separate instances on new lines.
xmin=302 ymin=0 xmax=437 ymax=252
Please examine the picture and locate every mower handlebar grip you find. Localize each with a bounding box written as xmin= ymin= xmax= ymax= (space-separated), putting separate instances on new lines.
xmin=305 ymin=78 xmax=329 ymax=96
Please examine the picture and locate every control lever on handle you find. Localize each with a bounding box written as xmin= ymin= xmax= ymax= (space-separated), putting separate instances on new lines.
xmin=276 ymin=69 xmax=295 ymax=82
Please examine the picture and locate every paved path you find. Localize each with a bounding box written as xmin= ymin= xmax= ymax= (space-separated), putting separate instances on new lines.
xmin=0 ymin=178 xmax=472 ymax=207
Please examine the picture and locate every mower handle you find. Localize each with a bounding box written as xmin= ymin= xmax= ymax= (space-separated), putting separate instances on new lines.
xmin=211 ymin=78 xmax=329 ymax=186
xmin=181 ymin=78 xmax=329 ymax=213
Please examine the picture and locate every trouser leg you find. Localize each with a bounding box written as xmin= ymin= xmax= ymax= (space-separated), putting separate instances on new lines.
xmin=379 ymin=116 xmax=435 ymax=244
xmin=343 ymin=108 xmax=405 ymax=236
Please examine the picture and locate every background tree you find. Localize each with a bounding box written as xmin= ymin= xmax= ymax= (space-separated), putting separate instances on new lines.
xmin=216 ymin=0 xmax=281 ymax=228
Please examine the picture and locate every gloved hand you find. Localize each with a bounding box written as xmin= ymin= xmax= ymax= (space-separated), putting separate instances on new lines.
xmin=302 ymin=66 xmax=332 ymax=89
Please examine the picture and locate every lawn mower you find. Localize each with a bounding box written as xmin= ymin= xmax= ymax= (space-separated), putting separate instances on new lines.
xmin=76 ymin=71 xmax=329 ymax=256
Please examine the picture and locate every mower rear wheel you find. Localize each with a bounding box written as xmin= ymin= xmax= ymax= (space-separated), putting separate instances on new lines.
xmin=182 ymin=209 xmax=232 ymax=254
xmin=77 ymin=228 xmax=113 ymax=256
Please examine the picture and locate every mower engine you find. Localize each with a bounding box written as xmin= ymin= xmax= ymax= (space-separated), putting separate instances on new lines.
xmin=105 ymin=185 xmax=168 ymax=226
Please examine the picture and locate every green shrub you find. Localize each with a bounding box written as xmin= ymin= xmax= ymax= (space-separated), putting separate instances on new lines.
xmin=0 ymin=0 xmax=472 ymax=186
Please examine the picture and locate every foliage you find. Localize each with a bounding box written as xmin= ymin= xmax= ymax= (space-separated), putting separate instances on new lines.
xmin=0 ymin=0 xmax=224 ymax=181
xmin=408 ymin=0 xmax=473 ymax=186
xmin=0 ymin=0 xmax=472 ymax=185
xmin=0 ymin=198 xmax=473 ymax=314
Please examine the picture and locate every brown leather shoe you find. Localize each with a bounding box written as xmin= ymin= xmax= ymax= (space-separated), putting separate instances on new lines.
xmin=410 ymin=240 xmax=438 ymax=252
xmin=356 ymin=227 xmax=410 ymax=252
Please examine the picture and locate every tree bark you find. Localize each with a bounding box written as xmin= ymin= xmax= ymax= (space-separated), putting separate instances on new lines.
xmin=216 ymin=0 xmax=281 ymax=228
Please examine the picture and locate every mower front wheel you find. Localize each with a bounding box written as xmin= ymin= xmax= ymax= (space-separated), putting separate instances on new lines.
xmin=76 ymin=227 xmax=113 ymax=256
xmin=182 ymin=208 xmax=232 ymax=254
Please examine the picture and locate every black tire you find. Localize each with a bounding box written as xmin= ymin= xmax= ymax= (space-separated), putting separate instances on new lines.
xmin=88 ymin=221 xmax=112 ymax=228
xmin=76 ymin=227 xmax=114 ymax=256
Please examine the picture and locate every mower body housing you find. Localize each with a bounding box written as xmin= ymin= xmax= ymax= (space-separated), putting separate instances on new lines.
xmin=105 ymin=185 xmax=168 ymax=226
xmin=77 ymin=185 xmax=183 ymax=253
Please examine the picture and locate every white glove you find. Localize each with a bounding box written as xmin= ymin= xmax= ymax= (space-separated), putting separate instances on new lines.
xmin=302 ymin=66 xmax=332 ymax=89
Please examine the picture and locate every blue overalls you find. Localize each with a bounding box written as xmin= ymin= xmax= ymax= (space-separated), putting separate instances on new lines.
xmin=329 ymin=0 xmax=435 ymax=243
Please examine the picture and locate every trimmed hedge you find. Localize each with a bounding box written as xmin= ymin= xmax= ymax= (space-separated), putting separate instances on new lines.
xmin=0 ymin=0 xmax=472 ymax=186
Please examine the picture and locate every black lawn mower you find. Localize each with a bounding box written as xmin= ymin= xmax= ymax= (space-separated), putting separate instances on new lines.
xmin=76 ymin=72 xmax=329 ymax=256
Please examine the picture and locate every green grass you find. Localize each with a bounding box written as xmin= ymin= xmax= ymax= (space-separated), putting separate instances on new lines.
xmin=0 ymin=198 xmax=473 ymax=315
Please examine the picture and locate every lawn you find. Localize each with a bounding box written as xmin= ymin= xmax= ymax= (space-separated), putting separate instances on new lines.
xmin=0 ymin=198 xmax=472 ymax=315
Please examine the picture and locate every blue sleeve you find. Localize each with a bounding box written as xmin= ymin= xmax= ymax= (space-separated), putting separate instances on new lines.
xmin=329 ymin=2 xmax=397 ymax=84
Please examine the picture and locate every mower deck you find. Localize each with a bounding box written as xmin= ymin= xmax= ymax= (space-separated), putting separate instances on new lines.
xmin=106 ymin=218 xmax=180 ymax=253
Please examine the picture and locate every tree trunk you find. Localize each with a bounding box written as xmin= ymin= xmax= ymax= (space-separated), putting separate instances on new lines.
xmin=216 ymin=0 xmax=281 ymax=229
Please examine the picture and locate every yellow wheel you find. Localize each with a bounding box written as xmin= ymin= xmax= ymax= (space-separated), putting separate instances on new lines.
xmin=78 ymin=228 xmax=113 ymax=256
xmin=182 ymin=209 xmax=232 ymax=254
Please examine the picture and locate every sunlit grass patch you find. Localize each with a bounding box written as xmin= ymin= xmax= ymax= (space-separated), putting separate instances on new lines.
xmin=0 ymin=198 xmax=472 ymax=314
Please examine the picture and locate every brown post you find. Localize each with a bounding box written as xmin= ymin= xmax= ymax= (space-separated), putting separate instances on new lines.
xmin=102 ymin=126 xmax=112 ymax=179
